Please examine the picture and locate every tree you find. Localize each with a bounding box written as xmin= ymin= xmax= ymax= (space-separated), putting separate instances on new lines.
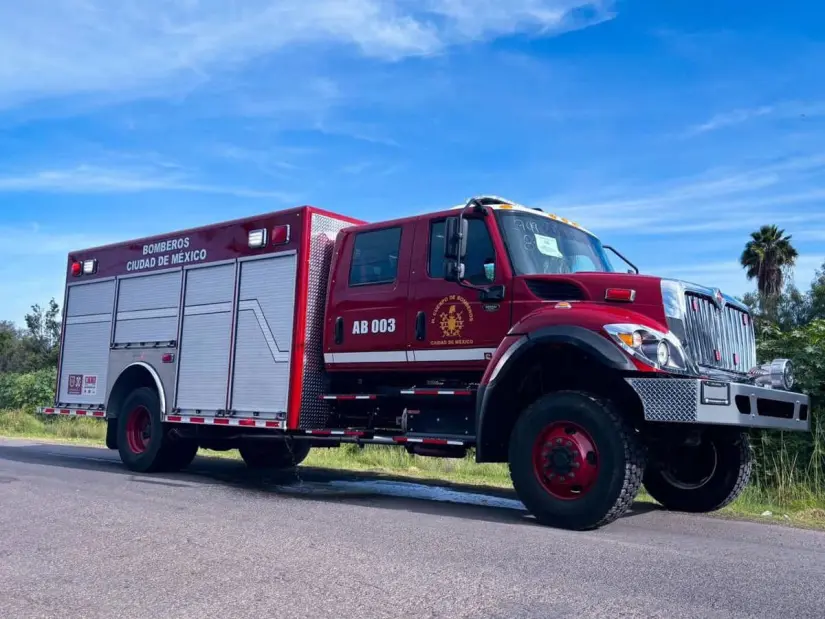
xmin=740 ymin=225 xmax=799 ymax=304
xmin=810 ymin=261 xmax=825 ymax=321
xmin=18 ymin=299 xmax=61 ymax=372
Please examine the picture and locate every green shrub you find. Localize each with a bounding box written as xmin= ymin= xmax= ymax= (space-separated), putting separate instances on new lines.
xmin=0 ymin=368 xmax=56 ymax=411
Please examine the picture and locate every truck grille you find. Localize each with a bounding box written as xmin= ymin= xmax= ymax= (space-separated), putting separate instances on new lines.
xmin=682 ymin=292 xmax=756 ymax=374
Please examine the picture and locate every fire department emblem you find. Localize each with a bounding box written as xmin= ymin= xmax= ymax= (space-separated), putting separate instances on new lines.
xmin=430 ymin=294 xmax=475 ymax=344
xmin=439 ymin=305 xmax=465 ymax=338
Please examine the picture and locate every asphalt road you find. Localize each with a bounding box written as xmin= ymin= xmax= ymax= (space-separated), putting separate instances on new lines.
xmin=1 ymin=438 xmax=824 ymax=619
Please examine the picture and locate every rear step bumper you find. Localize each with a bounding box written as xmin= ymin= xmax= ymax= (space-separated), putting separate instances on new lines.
xmin=626 ymin=377 xmax=811 ymax=432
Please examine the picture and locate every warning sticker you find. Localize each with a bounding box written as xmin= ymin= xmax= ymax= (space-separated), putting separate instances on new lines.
xmin=83 ymin=375 xmax=98 ymax=396
xmin=68 ymin=374 xmax=83 ymax=395
xmin=534 ymin=234 xmax=563 ymax=258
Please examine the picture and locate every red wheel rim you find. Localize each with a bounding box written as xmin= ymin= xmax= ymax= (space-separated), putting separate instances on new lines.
xmin=532 ymin=421 xmax=599 ymax=500
xmin=126 ymin=405 xmax=152 ymax=454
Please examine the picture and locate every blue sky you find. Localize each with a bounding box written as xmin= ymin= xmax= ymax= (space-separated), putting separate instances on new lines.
xmin=1 ymin=0 xmax=823 ymax=325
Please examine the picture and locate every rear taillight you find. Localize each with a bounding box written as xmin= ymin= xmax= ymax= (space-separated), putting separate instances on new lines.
xmin=71 ymin=259 xmax=97 ymax=277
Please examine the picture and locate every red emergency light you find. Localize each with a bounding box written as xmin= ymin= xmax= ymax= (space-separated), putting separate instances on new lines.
xmin=272 ymin=224 xmax=290 ymax=245
xmin=70 ymin=259 xmax=98 ymax=277
xmin=605 ymin=288 xmax=636 ymax=302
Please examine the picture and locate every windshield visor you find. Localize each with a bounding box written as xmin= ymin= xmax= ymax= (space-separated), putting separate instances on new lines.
xmin=496 ymin=211 xmax=614 ymax=275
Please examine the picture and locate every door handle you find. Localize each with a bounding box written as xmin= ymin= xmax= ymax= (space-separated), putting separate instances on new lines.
xmin=415 ymin=311 xmax=426 ymax=341
xmin=334 ymin=317 xmax=344 ymax=344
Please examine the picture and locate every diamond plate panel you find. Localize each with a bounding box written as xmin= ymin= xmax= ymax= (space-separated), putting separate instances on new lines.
xmin=627 ymin=378 xmax=698 ymax=423
xmin=299 ymin=213 xmax=353 ymax=429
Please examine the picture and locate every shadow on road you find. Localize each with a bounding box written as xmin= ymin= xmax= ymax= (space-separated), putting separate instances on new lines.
xmin=0 ymin=439 xmax=661 ymax=528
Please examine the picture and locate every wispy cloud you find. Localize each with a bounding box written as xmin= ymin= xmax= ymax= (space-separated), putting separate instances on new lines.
xmin=0 ymin=164 xmax=296 ymax=200
xmin=549 ymin=154 xmax=825 ymax=234
xmin=0 ymin=225 xmax=117 ymax=257
xmin=685 ymin=101 xmax=825 ymax=136
xmin=655 ymin=255 xmax=825 ymax=295
xmin=0 ymin=0 xmax=614 ymax=110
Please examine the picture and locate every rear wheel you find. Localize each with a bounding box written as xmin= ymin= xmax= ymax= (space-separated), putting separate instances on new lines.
xmin=508 ymin=391 xmax=645 ymax=531
xmin=643 ymin=431 xmax=753 ymax=513
xmin=117 ymin=387 xmax=197 ymax=473
xmin=239 ymin=440 xmax=311 ymax=470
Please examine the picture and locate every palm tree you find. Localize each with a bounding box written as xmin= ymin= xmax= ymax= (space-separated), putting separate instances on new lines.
xmin=740 ymin=225 xmax=799 ymax=299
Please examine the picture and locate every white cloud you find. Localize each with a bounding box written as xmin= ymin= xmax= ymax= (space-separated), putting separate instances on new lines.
xmin=654 ymin=255 xmax=825 ymax=297
xmin=548 ymin=154 xmax=825 ymax=234
xmin=685 ymin=101 xmax=825 ymax=136
xmin=0 ymin=164 xmax=296 ymax=200
xmin=0 ymin=0 xmax=613 ymax=109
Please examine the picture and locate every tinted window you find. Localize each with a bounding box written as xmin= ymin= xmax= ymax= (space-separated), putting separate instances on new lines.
xmin=429 ymin=218 xmax=495 ymax=285
xmin=349 ymin=227 xmax=402 ymax=286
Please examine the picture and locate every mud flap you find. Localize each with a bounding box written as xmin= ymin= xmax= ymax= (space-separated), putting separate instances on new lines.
xmin=105 ymin=417 xmax=118 ymax=450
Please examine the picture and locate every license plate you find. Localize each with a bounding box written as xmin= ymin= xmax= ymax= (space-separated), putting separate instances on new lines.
xmin=701 ymin=380 xmax=730 ymax=406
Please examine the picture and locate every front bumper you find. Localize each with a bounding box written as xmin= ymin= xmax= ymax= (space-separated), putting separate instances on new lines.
xmin=626 ymin=377 xmax=811 ymax=432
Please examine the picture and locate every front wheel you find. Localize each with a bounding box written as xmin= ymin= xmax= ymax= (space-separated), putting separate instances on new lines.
xmin=643 ymin=431 xmax=753 ymax=513
xmin=508 ymin=391 xmax=646 ymax=531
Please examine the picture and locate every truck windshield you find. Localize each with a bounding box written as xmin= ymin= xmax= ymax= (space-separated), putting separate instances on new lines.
xmin=495 ymin=211 xmax=615 ymax=275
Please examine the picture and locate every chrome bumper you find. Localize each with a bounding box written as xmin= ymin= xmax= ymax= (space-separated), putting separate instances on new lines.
xmin=626 ymin=377 xmax=811 ymax=432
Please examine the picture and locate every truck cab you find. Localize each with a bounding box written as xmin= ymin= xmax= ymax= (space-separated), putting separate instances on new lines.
xmin=323 ymin=196 xmax=628 ymax=373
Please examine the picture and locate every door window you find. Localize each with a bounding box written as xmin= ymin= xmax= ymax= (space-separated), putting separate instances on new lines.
xmin=349 ymin=227 xmax=402 ymax=286
xmin=428 ymin=219 xmax=495 ymax=285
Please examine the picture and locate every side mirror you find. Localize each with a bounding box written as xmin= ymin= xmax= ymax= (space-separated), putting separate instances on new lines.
xmin=444 ymin=261 xmax=465 ymax=283
xmin=444 ymin=217 xmax=468 ymax=260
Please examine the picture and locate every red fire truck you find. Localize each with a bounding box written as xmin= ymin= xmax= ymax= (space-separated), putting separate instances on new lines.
xmin=39 ymin=196 xmax=811 ymax=530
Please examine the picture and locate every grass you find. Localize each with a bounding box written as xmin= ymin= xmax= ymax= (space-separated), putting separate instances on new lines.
xmin=0 ymin=408 xmax=106 ymax=444
xmin=2 ymin=409 xmax=824 ymax=529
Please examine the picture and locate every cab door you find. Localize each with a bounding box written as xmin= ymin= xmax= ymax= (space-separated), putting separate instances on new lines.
xmin=324 ymin=222 xmax=413 ymax=369
xmin=407 ymin=213 xmax=511 ymax=370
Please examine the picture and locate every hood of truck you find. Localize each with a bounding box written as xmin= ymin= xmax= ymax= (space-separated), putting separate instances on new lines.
xmin=512 ymin=271 xmax=668 ymax=326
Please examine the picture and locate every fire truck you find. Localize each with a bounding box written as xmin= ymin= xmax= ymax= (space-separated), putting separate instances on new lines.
xmin=39 ymin=196 xmax=811 ymax=530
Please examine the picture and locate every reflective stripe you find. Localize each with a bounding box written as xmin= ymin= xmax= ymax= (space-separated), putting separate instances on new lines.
xmin=324 ymin=348 xmax=495 ymax=364
xmin=163 ymin=414 xmax=284 ymax=429
xmin=38 ymin=407 xmax=106 ymax=417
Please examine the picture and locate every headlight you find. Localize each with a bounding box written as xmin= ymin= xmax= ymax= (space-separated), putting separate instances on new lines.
xmin=603 ymin=323 xmax=688 ymax=372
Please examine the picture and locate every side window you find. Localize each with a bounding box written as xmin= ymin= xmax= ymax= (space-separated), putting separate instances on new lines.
xmin=349 ymin=227 xmax=402 ymax=286
xmin=428 ymin=218 xmax=495 ymax=285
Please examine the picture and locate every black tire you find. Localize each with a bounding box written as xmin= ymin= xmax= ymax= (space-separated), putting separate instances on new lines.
xmin=239 ymin=440 xmax=311 ymax=470
xmin=643 ymin=431 xmax=753 ymax=513
xmin=508 ymin=390 xmax=646 ymax=531
xmin=117 ymin=387 xmax=197 ymax=473
xmin=162 ymin=439 xmax=199 ymax=472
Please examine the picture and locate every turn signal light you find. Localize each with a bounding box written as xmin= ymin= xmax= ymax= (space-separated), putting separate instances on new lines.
xmin=605 ymin=288 xmax=636 ymax=302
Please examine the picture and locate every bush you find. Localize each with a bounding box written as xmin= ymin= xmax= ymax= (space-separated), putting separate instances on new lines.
xmin=0 ymin=368 xmax=57 ymax=411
